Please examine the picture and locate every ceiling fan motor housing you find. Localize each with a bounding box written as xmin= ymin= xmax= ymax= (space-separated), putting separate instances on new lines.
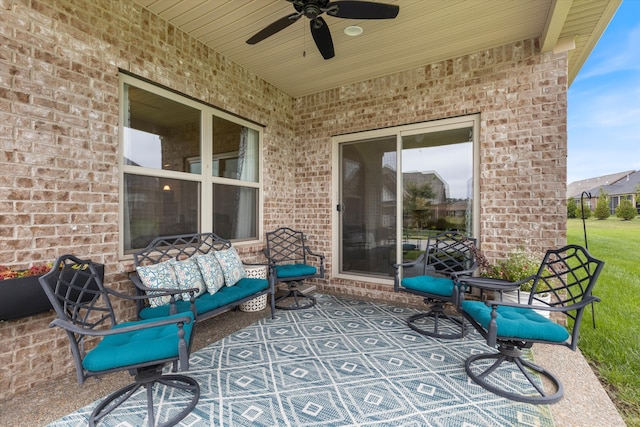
xmin=293 ymin=0 xmax=331 ymax=19
xmin=249 ymin=0 xmax=399 ymax=60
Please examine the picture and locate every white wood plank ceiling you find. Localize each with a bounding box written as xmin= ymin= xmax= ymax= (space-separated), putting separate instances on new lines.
xmin=131 ymin=0 xmax=621 ymax=98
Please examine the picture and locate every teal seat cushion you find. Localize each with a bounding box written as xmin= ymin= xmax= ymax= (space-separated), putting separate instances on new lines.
xmin=461 ymin=300 xmax=570 ymax=342
xmin=139 ymin=278 xmax=269 ymax=319
xmin=275 ymin=264 xmax=317 ymax=279
xmin=82 ymin=312 xmax=195 ymax=372
xmin=401 ymin=275 xmax=454 ymax=297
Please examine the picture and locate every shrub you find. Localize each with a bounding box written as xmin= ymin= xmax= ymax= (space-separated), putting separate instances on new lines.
xmin=567 ymin=198 xmax=578 ymax=218
xmin=594 ymin=191 xmax=610 ymax=220
xmin=615 ymin=199 xmax=637 ymax=220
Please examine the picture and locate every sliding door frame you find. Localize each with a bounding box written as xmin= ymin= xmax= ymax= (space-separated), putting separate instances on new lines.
xmin=332 ymin=115 xmax=480 ymax=284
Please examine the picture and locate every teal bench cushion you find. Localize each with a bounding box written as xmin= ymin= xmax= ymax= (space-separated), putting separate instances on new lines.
xmin=82 ymin=312 xmax=195 ymax=372
xmin=275 ymin=264 xmax=317 ymax=278
xmin=461 ymin=300 xmax=570 ymax=342
xmin=401 ymin=275 xmax=454 ymax=297
xmin=138 ymin=277 xmax=269 ymax=320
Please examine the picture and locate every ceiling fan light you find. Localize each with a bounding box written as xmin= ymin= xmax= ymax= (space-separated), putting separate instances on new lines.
xmin=344 ymin=25 xmax=363 ymax=36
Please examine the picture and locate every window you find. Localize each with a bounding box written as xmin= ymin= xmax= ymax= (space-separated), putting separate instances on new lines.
xmin=333 ymin=115 xmax=479 ymax=281
xmin=120 ymin=74 xmax=262 ymax=254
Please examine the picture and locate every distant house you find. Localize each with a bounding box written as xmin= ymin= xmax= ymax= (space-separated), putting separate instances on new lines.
xmin=568 ymin=170 xmax=640 ymax=214
xmin=402 ymin=171 xmax=468 ymax=228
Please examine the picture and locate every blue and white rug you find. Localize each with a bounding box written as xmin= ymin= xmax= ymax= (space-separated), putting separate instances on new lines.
xmin=48 ymin=294 xmax=554 ymax=426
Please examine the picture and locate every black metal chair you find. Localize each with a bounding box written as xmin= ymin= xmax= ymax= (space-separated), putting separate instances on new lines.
xmin=458 ymin=244 xmax=604 ymax=404
xmin=394 ymin=230 xmax=477 ymax=339
xmin=39 ymin=255 xmax=199 ymax=426
xmin=264 ymin=227 xmax=325 ymax=310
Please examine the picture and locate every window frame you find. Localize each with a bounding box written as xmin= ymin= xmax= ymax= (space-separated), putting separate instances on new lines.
xmin=118 ymin=74 xmax=264 ymax=258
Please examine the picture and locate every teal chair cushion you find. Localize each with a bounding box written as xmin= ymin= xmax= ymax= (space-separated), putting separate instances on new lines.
xmin=401 ymin=275 xmax=454 ymax=297
xmin=275 ymin=264 xmax=317 ymax=279
xmin=461 ymin=300 xmax=570 ymax=342
xmin=138 ymin=278 xmax=269 ymax=319
xmin=82 ymin=312 xmax=195 ymax=372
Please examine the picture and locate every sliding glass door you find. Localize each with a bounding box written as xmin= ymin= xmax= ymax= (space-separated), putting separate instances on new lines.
xmin=336 ymin=116 xmax=478 ymax=279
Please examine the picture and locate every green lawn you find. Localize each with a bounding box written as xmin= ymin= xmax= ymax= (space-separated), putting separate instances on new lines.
xmin=567 ymin=217 xmax=640 ymax=426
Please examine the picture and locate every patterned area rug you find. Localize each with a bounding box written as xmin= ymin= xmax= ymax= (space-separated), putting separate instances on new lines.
xmin=48 ymin=294 xmax=555 ymax=426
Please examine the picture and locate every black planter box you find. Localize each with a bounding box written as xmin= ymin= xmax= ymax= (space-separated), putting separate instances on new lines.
xmin=0 ymin=264 xmax=104 ymax=321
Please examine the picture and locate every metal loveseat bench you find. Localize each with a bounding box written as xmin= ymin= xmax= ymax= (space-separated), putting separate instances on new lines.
xmin=129 ymin=232 xmax=275 ymax=322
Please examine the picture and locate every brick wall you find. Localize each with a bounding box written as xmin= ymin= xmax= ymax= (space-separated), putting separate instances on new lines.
xmin=294 ymin=39 xmax=568 ymax=301
xmin=0 ymin=0 xmax=296 ymax=399
xmin=0 ymin=0 xmax=568 ymax=400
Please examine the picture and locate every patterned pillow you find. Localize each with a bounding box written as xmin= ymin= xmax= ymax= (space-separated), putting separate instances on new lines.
xmin=136 ymin=261 xmax=179 ymax=308
xmin=194 ymin=253 xmax=225 ymax=294
xmin=213 ymin=247 xmax=246 ymax=286
xmin=171 ymin=258 xmax=206 ymax=300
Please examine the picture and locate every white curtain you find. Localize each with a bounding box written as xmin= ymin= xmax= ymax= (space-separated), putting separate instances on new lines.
xmin=235 ymin=127 xmax=257 ymax=239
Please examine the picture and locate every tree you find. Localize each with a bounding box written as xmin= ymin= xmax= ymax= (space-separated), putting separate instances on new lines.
xmin=594 ymin=189 xmax=610 ymax=220
xmin=567 ymin=198 xmax=578 ymax=218
xmin=615 ymin=199 xmax=637 ymax=220
xmin=404 ymin=180 xmax=435 ymax=229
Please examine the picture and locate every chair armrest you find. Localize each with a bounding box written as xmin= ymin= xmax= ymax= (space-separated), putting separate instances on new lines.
xmin=127 ymin=272 xmax=193 ymax=315
xmin=448 ymin=267 xmax=478 ymax=279
xmin=393 ymin=253 xmax=425 ymax=269
xmin=103 ymin=287 xmax=146 ymax=301
xmin=482 ymin=294 xmax=600 ymax=313
xmin=303 ymin=246 xmax=325 ymax=278
xmin=49 ymin=313 xmax=193 ymax=336
xmin=128 ymin=273 xmax=184 ymax=295
xmin=243 ymin=261 xmax=270 ymax=268
xmin=304 ymin=246 xmax=325 ymax=260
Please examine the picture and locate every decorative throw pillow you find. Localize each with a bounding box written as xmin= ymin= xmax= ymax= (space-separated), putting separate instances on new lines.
xmin=194 ymin=253 xmax=225 ymax=294
xmin=171 ymin=258 xmax=206 ymax=300
xmin=213 ymin=247 xmax=245 ymax=286
xmin=136 ymin=261 xmax=179 ymax=308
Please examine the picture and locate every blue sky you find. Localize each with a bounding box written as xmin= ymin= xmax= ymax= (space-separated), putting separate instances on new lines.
xmin=567 ymin=0 xmax=640 ymax=183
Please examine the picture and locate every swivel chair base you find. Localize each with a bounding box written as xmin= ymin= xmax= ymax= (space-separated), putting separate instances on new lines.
xmin=464 ymin=344 xmax=563 ymax=404
xmin=90 ymin=365 xmax=200 ymax=427
xmin=275 ymin=286 xmax=316 ymax=310
xmin=407 ymin=303 xmax=466 ymax=339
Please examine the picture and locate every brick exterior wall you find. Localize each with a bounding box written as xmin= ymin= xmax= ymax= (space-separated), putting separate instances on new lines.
xmin=294 ymin=40 xmax=568 ymax=301
xmin=0 ymin=0 xmax=296 ymax=399
xmin=0 ymin=0 xmax=567 ymax=400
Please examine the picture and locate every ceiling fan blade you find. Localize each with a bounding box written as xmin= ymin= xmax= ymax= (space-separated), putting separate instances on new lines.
xmin=329 ymin=1 xmax=399 ymax=19
xmin=310 ymin=17 xmax=335 ymax=60
xmin=246 ymin=13 xmax=302 ymax=44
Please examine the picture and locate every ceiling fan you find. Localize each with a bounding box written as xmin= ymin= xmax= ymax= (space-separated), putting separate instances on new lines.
xmin=246 ymin=0 xmax=400 ymax=60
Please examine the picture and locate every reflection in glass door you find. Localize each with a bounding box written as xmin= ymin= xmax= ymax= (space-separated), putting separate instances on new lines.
xmin=336 ymin=116 xmax=477 ymax=280
xmin=400 ymin=127 xmax=474 ymax=279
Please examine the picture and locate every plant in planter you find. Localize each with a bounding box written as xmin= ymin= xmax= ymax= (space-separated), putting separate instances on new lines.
xmin=0 ymin=261 xmax=104 ymax=321
xmin=475 ymin=247 xmax=552 ymax=316
xmin=0 ymin=263 xmax=52 ymax=280
xmin=478 ymin=247 xmax=540 ymax=284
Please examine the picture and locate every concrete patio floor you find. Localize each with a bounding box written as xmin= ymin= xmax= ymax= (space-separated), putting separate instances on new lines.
xmin=0 ymin=292 xmax=626 ymax=426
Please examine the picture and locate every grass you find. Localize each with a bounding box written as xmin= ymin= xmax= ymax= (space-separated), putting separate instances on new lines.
xmin=568 ymin=217 xmax=640 ymax=426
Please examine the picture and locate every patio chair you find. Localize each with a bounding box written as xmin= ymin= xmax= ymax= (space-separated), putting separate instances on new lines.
xmin=393 ymin=230 xmax=477 ymax=339
xmin=264 ymin=227 xmax=325 ymax=310
xmin=458 ymin=244 xmax=604 ymax=404
xmin=39 ymin=255 xmax=199 ymax=426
